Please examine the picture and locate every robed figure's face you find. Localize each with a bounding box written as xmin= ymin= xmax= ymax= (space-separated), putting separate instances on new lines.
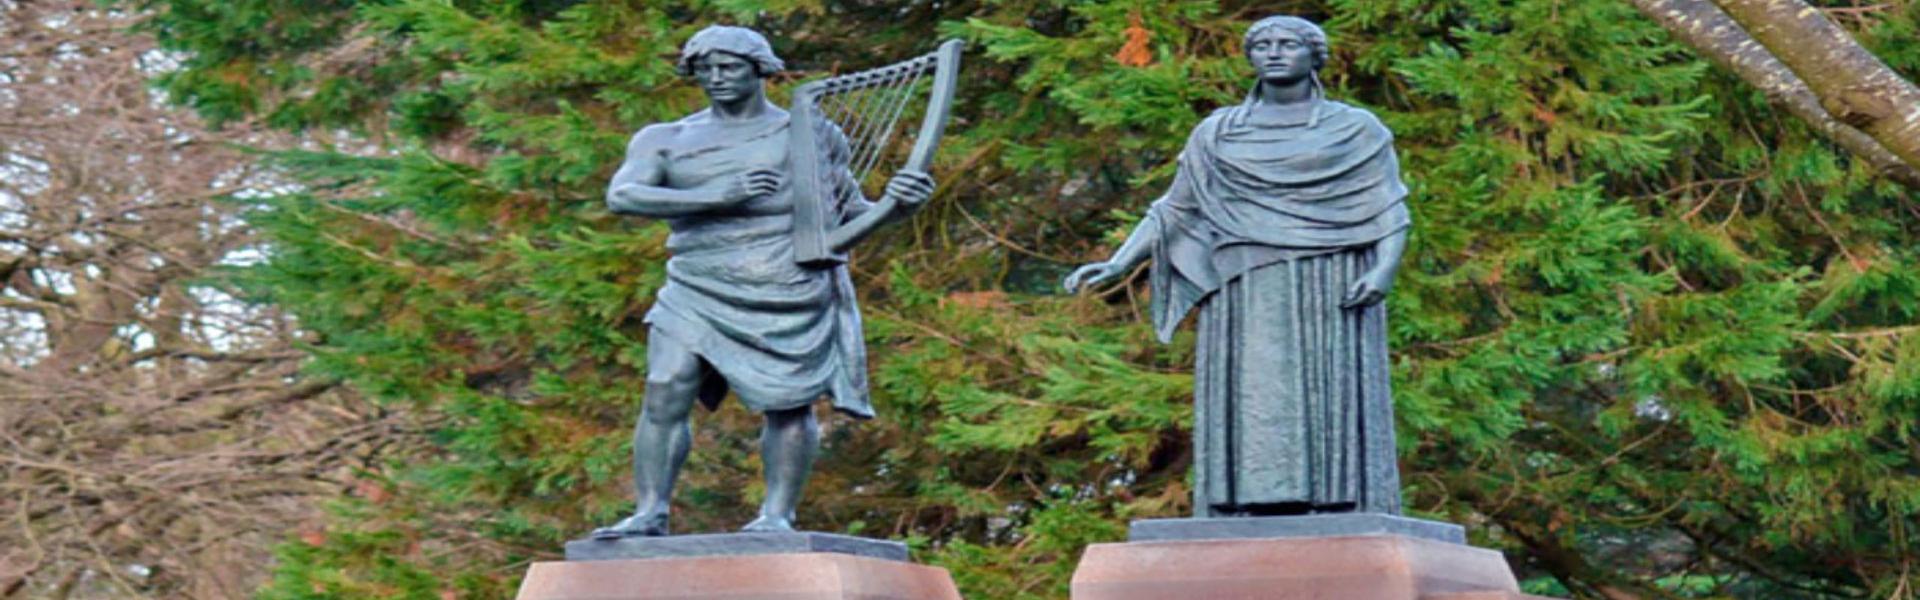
xmin=689 ymin=51 xmax=761 ymax=105
xmin=1245 ymin=29 xmax=1318 ymax=86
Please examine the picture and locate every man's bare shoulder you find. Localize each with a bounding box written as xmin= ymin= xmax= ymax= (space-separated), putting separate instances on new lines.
xmin=626 ymin=109 xmax=714 ymax=149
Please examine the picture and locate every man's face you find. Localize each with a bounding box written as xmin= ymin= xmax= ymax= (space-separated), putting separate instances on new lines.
xmin=1245 ymin=29 xmax=1317 ymax=85
xmin=690 ymin=51 xmax=760 ymax=104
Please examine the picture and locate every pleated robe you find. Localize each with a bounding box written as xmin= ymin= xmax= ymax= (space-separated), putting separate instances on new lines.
xmin=1147 ymin=100 xmax=1410 ymax=516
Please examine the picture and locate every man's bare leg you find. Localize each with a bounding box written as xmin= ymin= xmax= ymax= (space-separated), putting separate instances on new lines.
xmin=592 ymin=331 xmax=704 ymax=539
xmin=741 ymin=405 xmax=818 ymax=532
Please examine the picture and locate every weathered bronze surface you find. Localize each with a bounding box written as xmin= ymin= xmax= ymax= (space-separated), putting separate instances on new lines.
xmin=1066 ymin=15 xmax=1412 ymax=517
xmin=592 ymin=25 xmax=947 ymax=538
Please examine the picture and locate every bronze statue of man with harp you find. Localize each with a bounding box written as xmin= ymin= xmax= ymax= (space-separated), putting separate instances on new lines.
xmin=594 ymin=26 xmax=960 ymax=538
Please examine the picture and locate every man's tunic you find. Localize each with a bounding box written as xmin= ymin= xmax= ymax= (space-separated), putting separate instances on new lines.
xmin=644 ymin=111 xmax=873 ymax=418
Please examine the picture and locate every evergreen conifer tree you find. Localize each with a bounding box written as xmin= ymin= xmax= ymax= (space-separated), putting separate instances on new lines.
xmin=134 ymin=0 xmax=1920 ymax=597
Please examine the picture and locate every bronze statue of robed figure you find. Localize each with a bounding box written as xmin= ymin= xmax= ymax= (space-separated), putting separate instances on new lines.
xmin=1067 ymin=15 xmax=1411 ymax=517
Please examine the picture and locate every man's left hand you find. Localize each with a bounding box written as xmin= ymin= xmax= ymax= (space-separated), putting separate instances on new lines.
xmin=884 ymin=170 xmax=935 ymax=209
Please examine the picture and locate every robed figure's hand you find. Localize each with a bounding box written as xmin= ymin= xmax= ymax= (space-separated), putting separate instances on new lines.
xmin=1340 ymin=267 xmax=1394 ymax=308
xmin=1063 ymin=262 xmax=1127 ymax=294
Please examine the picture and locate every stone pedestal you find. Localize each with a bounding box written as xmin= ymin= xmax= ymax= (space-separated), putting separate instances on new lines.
xmin=564 ymin=532 xmax=910 ymax=562
xmin=1071 ymin=515 xmax=1557 ymax=600
xmin=517 ymin=532 xmax=960 ymax=600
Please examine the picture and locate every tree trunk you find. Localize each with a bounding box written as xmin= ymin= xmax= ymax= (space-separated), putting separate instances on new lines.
xmin=1710 ymin=0 xmax=1920 ymax=174
xmin=1625 ymin=0 xmax=1920 ymax=189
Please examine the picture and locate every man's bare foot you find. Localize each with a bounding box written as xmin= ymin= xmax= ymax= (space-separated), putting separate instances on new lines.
xmin=590 ymin=511 xmax=669 ymax=539
xmin=740 ymin=515 xmax=794 ymax=533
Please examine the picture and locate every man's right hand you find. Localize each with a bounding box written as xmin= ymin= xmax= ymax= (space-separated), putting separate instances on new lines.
xmin=1063 ymin=261 xmax=1126 ymax=294
xmin=723 ymin=168 xmax=783 ymax=204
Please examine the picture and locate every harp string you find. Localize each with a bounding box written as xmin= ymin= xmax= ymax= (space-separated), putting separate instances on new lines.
xmin=809 ymin=61 xmax=937 ymax=212
xmin=812 ymin=94 xmax=858 ymax=211
xmin=824 ymin=93 xmax=861 ymax=153
xmin=854 ymin=74 xmax=925 ymax=182
xmin=830 ymin=87 xmax=874 ymax=159
xmin=818 ymin=95 xmax=863 ymax=212
xmin=822 ymin=87 xmax=864 ymax=150
xmin=840 ymin=72 xmax=898 ymax=157
xmin=819 ymin=96 xmax=848 ymax=141
xmin=845 ymin=78 xmax=900 ymax=178
xmin=844 ymin=66 xmax=920 ymax=171
xmin=839 ymin=73 xmax=901 ymax=177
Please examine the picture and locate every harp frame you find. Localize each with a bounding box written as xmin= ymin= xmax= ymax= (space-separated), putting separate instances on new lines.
xmin=788 ymin=39 xmax=963 ymax=268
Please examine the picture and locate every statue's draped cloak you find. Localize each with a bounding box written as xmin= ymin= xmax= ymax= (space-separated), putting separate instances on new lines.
xmin=644 ymin=112 xmax=873 ymax=419
xmin=1147 ymin=101 xmax=1409 ymax=515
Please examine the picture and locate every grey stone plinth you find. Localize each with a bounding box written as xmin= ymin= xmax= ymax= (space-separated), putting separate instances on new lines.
xmin=564 ymin=531 xmax=909 ymax=562
xmin=1128 ymin=513 xmax=1466 ymax=545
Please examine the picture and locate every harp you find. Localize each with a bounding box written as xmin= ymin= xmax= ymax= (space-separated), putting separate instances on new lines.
xmin=788 ymin=39 xmax=963 ymax=268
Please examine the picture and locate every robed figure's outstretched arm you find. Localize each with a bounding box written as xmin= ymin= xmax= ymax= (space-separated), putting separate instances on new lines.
xmin=1061 ymin=212 xmax=1159 ymax=294
xmin=1061 ymin=164 xmax=1201 ymax=293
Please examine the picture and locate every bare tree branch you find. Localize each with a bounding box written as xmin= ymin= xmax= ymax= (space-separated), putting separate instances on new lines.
xmin=1711 ymin=0 xmax=1920 ymax=173
xmin=0 ymin=3 xmax=414 ymax=597
xmin=1626 ymin=0 xmax=1920 ymax=189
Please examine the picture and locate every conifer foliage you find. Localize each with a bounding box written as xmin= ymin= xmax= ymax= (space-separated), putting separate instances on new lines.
xmin=133 ymin=0 xmax=1920 ymax=597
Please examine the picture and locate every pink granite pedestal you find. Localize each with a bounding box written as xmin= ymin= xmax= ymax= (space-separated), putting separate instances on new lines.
xmin=515 ymin=553 xmax=961 ymax=600
xmin=1071 ymin=534 xmax=1558 ymax=600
